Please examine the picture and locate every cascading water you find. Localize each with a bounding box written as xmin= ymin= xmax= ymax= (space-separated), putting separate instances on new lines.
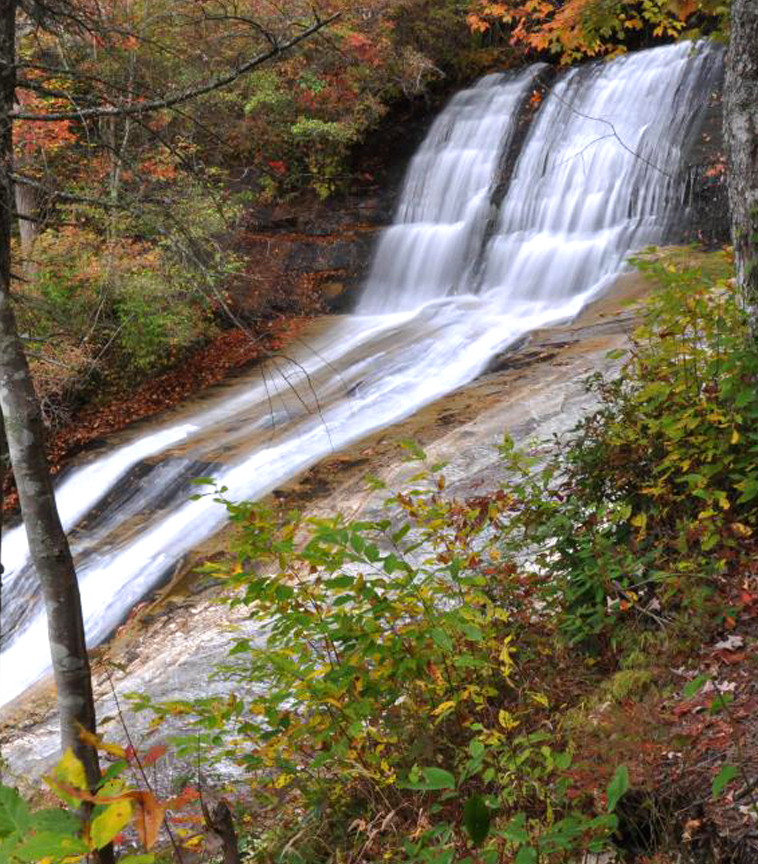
xmin=357 ymin=67 xmax=545 ymax=313
xmin=0 ymin=41 xmax=721 ymax=708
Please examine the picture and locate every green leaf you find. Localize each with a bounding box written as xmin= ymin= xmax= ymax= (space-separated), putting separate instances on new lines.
xmin=459 ymin=622 xmax=484 ymax=642
xmin=468 ymin=740 xmax=485 ymax=758
xmin=14 ymin=832 xmax=88 ymax=861
xmin=737 ymin=478 xmax=758 ymax=503
xmin=29 ymin=809 xmax=80 ymax=834
xmin=423 ymin=767 xmax=455 ymax=790
xmin=98 ymin=760 xmax=129 ymax=787
xmin=515 ymin=846 xmax=537 ymax=864
xmin=430 ymin=628 xmax=453 ymax=652
xmin=426 ymin=850 xmax=454 ymax=864
xmin=712 ymin=764 xmax=738 ymax=798
xmin=502 ymin=813 xmax=528 ymax=844
xmin=383 ymin=553 xmax=402 ymax=574
xmin=606 ymin=765 xmax=630 ymax=813
xmin=462 ymin=794 xmax=491 ymax=846
xmin=683 ymin=674 xmax=709 ymax=698
xmin=119 ymin=856 xmax=156 ymax=864
xmin=325 ymin=576 xmax=354 ymax=589
xmin=405 ymin=767 xmax=456 ymax=791
xmin=709 ymin=692 xmax=735 ymax=714
xmin=0 ymin=786 xmax=30 ymax=837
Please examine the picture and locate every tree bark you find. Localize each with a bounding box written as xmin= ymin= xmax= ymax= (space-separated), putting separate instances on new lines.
xmin=14 ymin=170 xmax=38 ymax=275
xmin=0 ymin=5 xmax=111 ymax=859
xmin=725 ymin=0 xmax=758 ymax=327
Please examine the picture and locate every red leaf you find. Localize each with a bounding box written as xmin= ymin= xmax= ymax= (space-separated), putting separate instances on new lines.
xmin=166 ymin=786 xmax=200 ymax=810
xmin=142 ymin=745 xmax=167 ymax=767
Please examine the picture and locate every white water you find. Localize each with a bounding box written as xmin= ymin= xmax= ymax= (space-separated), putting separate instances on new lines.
xmin=0 ymin=41 xmax=720 ymax=707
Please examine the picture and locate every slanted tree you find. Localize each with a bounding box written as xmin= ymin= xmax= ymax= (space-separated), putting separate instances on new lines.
xmin=0 ymin=0 xmax=335 ymax=847
xmin=724 ymin=0 xmax=758 ymax=329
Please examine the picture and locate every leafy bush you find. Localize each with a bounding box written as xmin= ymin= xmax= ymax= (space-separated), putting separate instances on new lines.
xmin=126 ymin=250 xmax=758 ymax=862
xmin=135 ymin=460 xmax=619 ymax=864
xmin=0 ymin=740 xmax=198 ymax=863
xmin=493 ymin=250 xmax=758 ymax=647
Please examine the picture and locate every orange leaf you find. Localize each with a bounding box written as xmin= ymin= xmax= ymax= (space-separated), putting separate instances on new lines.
xmin=131 ymin=791 xmax=166 ymax=849
xmin=77 ymin=724 xmax=127 ymax=759
xmin=166 ymin=786 xmax=201 ymax=811
xmin=142 ymin=745 xmax=167 ymax=768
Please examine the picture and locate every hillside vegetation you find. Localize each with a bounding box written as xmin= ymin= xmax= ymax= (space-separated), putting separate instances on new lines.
xmin=8 ymin=252 xmax=758 ymax=862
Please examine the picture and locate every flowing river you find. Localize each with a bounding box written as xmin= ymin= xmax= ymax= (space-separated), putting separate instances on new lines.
xmin=0 ymin=41 xmax=722 ymax=707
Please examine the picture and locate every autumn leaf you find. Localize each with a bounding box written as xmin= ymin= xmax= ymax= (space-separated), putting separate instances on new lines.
xmin=77 ymin=724 xmax=127 ymax=759
xmin=131 ymin=791 xmax=166 ymax=849
xmin=141 ymin=745 xmax=168 ymax=768
xmin=91 ymin=798 xmax=133 ymax=849
xmin=165 ymin=786 xmax=201 ymax=810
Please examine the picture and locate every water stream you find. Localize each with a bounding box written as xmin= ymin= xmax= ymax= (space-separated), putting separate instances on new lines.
xmin=0 ymin=41 xmax=722 ymax=707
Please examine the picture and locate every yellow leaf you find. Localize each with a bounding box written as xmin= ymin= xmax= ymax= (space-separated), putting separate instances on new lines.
xmin=631 ymin=513 xmax=647 ymax=530
xmin=432 ymin=700 xmax=456 ymax=717
xmin=731 ymin=428 xmax=740 ymax=445
xmin=500 ymin=635 xmax=516 ymax=680
xmin=77 ymin=724 xmax=127 ymax=759
xmin=184 ymin=835 xmax=204 ymax=849
xmin=498 ymin=710 xmax=519 ymax=731
xmin=91 ymin=798 xmax=133 ymax=849
xmin=55 ymin=749 xmax=88 ymax=790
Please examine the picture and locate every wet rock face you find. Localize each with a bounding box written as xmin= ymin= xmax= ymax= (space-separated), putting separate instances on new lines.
xmin=231 ymin=95 xmax=444 ymax=317
xmin=681 ymin=64 xmax=730 ymax=249
xmin=235 ymin=204 xmax=383 ymax=315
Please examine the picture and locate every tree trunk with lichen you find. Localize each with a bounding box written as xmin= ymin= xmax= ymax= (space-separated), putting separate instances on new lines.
xmin=0 ymin=5 xmax=110 ymax=860
xmin=725 ymin=0 xmax=758 ymax=329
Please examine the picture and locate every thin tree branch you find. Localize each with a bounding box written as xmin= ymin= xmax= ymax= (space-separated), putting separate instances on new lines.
xmin=11 ymin=14 xmax=339 ymax=122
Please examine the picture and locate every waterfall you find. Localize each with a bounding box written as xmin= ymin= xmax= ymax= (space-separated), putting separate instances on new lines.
xmin=358 ymin=67 xmax=544 ymax=313
xmin=0 ymin=41 xmax=722 ymax=708
xmin=479 ymin=42 xmax=721 ymax=306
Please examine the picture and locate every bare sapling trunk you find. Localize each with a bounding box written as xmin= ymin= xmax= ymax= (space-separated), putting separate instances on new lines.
xmin=725 ymin=0 xmax=758 ymax=330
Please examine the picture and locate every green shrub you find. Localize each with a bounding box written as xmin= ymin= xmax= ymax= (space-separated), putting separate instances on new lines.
xmin=496 ymin=249 xmax=758 ymax=647
xmin=134 ymin=463 xmax=617 ymax=864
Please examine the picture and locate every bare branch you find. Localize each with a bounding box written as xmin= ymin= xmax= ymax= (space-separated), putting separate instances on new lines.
xmin=11 ymin=172 xmax=120 ymax=208
xmin=11 ymin=13 xmax=340 ymax=122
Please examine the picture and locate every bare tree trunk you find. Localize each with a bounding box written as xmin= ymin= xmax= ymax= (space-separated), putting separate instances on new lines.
xmin=14 ymin=175 xmax=38 ymax=276
xmin=0 ymin=6 xmax=112 ymax=861
xmin=725 ymin=0 xmax=758 ymax=329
